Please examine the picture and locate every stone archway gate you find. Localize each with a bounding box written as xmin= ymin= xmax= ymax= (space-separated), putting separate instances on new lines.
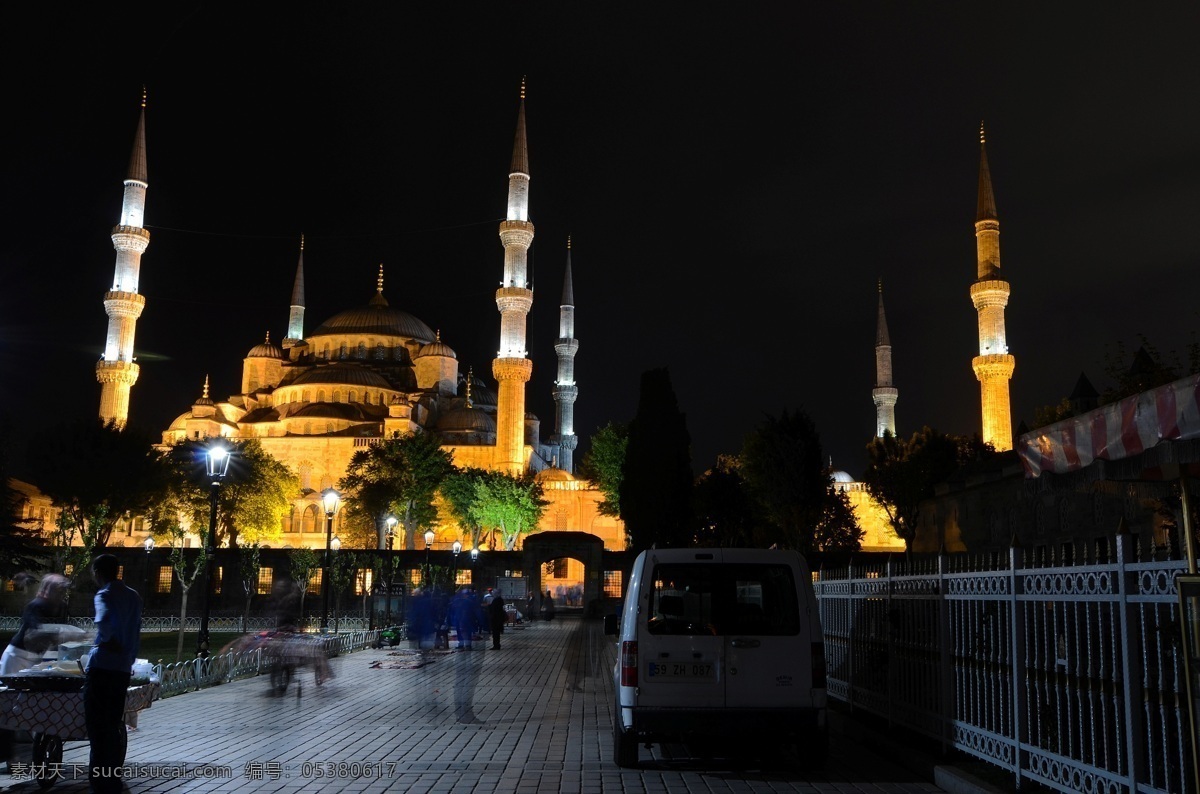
xmin=522 ymin=531 xmax=605 ymax=613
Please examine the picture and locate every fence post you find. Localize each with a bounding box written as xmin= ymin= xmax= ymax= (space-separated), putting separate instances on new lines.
xmin=1009 ymin=542 xmax=1025 ymax=790
xmin=1115 ymin=529 xmax=1146 ymax=789
xmin=938 ymin=552 xmax=953 ymax=754
xmin=886 ymin=555 xmax=895 ymax=727
xmin=848 ymin=559 xmax=857 ymax=715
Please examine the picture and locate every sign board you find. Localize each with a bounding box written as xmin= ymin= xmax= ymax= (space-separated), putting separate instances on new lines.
xmin=496 ymin=576 xmax=526 ymax=602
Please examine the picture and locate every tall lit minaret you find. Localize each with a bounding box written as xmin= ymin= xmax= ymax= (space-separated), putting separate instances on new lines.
xmin=872 ymin=279 xmax=897 ymax=438
xmin=96 ymin=90 xmax=150 ymax=427
xmin=970 ymin=122 xmax=1015 ymax=451
xmin=282 ymin=234 xmax=305 ymax=350
xmin=552 ymin=237 xmax=579 ymax=473
xmin=492 ymin=78 xmax=535 ymax=474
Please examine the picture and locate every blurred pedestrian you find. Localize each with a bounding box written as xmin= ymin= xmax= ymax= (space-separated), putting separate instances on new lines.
xmin=84 ymin=554 xmax=142 ymax=794
xmin=488 ymin=591 xmax=506 ymax=649
xmin=526 ymin=592 xmax=536 ymax=623
xmin=542 ymin=589 xmax=555 ymax=622
xmin=449 ymin=588 xmax=477 ymax=649
xmin=0 ymin=573 xmax=70 ymax=771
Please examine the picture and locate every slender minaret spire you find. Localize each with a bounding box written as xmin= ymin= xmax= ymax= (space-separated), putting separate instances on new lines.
xmin=552 ymin=237 xmax=580 ymax=472
xmin=97 ymin=89 xmax=150 ymax=427
xmin=492 ymin=78 xmax=535 ymax=474
xmin=283 ymin=235 xmax=306 ymax=348
xmin=970 ymin=122 xmax=1015 ymax=451
xmin=872 ymin=279 xmax=898 ymax=438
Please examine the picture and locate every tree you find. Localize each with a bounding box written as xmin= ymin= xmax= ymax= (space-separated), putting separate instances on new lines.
xmin=440 ymin=467 xmax=492 ymax=550
xmin=339 ymin=432 xmax=453 ymax=550
xmin=238 ymin=542 xmax=262 ymax=632
xmin=0 ymin=417 xmax=48 ymax=577
xmin=740 ymin=410 xmax=827 ymax=555
xmin=330 ymin=550 xmax=358 ymax=632
xmin=469 ymin=472 xmax=548 ymax=551
xmin=619 ymin=369 xmax=695 ymax=550
xmin=577 ymin=422 xmax=627 ymax=518
xmin=693 ymin=455 xmax=768 ymax=547
xmin=152 ymin=439 xmax=299 ymax=549
xmin=862 ymin=427 xmax=997 ymax=551
xmin=814 ymin=483 xmax=863 ymax=552
xmin=288 ymin=548 xmax=321 ymax=623
xmin=27 ymin=418 xmax=161 ymax=569
xmin=159 ymin=522 xmax=205 ymax=663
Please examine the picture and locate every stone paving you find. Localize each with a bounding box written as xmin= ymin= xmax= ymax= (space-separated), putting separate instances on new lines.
xmin=0 ymin=616 xmax=945 ymax=793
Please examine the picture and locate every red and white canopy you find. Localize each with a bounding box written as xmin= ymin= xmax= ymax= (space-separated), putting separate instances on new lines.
xmin=1017 ymin=373 xmax=1200 ymax=478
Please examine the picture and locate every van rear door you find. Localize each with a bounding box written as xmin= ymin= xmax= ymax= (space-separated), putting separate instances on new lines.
xmin=635 ymin=557 xmax=724 ymax=710
xmin=721 ymin=560 xmax=811 ymax=709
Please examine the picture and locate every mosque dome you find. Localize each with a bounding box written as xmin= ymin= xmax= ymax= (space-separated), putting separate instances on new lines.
xmin=436 ymin=406 xmax=496 ymax=433
xmin=291 ymin=363 xmax=391 ymax=389
xmin=829 ymin=470 xmax=855 ymax=484
xmin=417 ymin=334 xmax=456 ymax=359
xmin=246 ymin=333 xmax=283 ymax=359
xmin=535 ymin=467 xmax=575 ymax=483
xmin=309 ymin=290 xmax=434 ymax=342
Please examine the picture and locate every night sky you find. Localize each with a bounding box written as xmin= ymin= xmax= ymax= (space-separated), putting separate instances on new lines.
xmin=3 ymin=4 xmax=1199 ymax=480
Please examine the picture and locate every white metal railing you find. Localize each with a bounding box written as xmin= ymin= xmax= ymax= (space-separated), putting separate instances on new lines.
xmin=815 ymin=534 xmax=1189 ymax=794
xmin=0 ymin=615 xmax=375 ymax=633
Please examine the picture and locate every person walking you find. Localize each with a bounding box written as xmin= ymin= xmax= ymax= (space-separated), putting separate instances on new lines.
xmin=84 ymin=554 xmax=142 ymax=794
xmin=450 ymin=588 xmax=477 ymax=649
xmin=488 ymin=591 xmax=506 ymax=649
xmin=0 ymin=574 xmax=70 ymax=771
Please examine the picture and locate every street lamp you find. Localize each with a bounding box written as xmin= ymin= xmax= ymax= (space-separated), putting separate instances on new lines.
xmin=423 ymin=530 xmax=435 ymax=587
xmin=143 ymin=537 xmax=155 ymax=599
xmin=319 ymin=488 xmax=341 ymax=632
xmin=198 ymin=441 xmax=232 ymax=658
xmin=451 ymin=541 xmax=462 ymax=589
xmin=384 ymin=516 xmax=397 ymax=626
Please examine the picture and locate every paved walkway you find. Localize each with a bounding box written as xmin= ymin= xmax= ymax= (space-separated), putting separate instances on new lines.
xmin=1 ymin=617 xmax=947 ymax=793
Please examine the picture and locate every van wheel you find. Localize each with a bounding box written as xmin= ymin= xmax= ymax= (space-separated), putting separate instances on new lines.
xmin=613 ymin=714 xmax=638 ymax=768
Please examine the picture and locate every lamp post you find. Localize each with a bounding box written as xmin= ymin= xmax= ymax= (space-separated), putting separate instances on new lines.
xmin=198 ymin=441 xmax=232 ymax=658
xmin=143 ymin=536 xmax=155 ymax=601
xmin=470 ymin=546 xmax=479 ymax=587
xmin=319 ymin=488 xmax=341 ymax=633
xmin=384 ymin=515 xmax=397 ymax=626
xmin=451 ymin=541 xmax=462 ymax=590
xmin=423 ymin=530 xmax=435 ymax=588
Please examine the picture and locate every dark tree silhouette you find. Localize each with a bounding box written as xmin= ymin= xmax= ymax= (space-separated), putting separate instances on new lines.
xmin=739 ymin=409 xmax=828 ymax=555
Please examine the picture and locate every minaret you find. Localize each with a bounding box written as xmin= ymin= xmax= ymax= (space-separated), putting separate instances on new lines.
xmin=872 ymin=279 xmax=897 ymax=438
xmin=283 ymin=234 xmax=305 ymax=349
xmin=552 ymin=237 xmax=580 ymax=472
xmin=492 ymin=78 xmax=535 ymax=474
xmin=96 ymin=90 xmax=150 ymax=427
xmin=970 ymin=123 xmax=1015 ymax=451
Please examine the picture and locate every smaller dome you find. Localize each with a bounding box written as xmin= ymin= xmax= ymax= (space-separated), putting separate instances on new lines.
xmin=417 ymin=332 xmax=456 ymax=359
xmin=829 ymin=470 xmax=855 ymax=484
xmin=247 ymin=332 xmax=283 ymax=359
xmin=436 ymin=406 xmax=496 ymax=433
xmin=535 ymin=467 xmax=575 ymax=483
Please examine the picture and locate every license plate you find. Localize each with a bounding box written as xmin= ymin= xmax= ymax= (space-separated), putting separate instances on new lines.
xmin=646 ymin=661 xmax=714 ymax=679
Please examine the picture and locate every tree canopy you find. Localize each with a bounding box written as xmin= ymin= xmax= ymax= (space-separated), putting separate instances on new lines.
xmin=619 ymin=369 xmax=695 ymax=550
xmin=577 ymin=422 xmax=627 ymax=518
xmin=440 ymin=466 xmax=493 ymax=550
xmin=339 ymin=432 xmax=453 ymax=550
xmin=468 ymin=472 xmax=547 ymax=551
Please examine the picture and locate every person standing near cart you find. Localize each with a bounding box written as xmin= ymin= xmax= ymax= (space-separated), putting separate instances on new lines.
xmin=84 ymin=554 xmax=141 ymax=794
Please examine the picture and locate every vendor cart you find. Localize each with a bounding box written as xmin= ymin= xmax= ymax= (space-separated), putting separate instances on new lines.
xmin=0 ymin=678 xmax=158 ymax=789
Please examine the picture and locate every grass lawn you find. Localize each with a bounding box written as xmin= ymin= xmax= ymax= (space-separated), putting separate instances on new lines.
xmin=0 ymin=631 xmax=253 ymax=667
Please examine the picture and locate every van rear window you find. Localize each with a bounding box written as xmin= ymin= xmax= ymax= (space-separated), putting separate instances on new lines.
xmin=647 ymin=563 xmax=800 ymax=636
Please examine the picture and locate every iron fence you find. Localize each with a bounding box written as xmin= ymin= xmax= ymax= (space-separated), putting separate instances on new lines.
xmin=815 ymin=533 xmax=1190 ymax=793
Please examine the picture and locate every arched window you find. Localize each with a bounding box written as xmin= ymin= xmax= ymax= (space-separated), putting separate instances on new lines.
xmin=333 ymin=391 xmax=342 ymax=403
xmin=339 ymin=343 xmax=348 ymax=360
xmin=303 ymin=422 xmax=312 ymax=436
xmin=282 ymin=507 xmax=299 ymax=533
xmin=375 ymin=344 xmax=386 ymax=360
xmin=302 ymin=390 xmax=310 ymax=403
xmin=302 ymin=504 xmax=319 ymax=534
xmin=317 ymin=390 xmax=325 ymax=402
xmin=348 ymin=390 xmax=357 ymax=403
xmin=322 ymin=344 xmax=330 ymax=359
xmin=298 ymin=462 xmax=313 ymax=491
xmin=357 ymin=342 xmax=367 ymax=359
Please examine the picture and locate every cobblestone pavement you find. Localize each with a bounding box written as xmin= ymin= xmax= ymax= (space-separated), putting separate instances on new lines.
xmin=0 ymin=616 xmax=945 ymax=793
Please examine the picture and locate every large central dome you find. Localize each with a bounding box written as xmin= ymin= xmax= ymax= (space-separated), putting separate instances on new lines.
xmin=310 ymin=292 xmax=435 ymax=342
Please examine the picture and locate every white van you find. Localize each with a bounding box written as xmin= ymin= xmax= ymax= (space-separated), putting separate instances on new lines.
xmin=604 ymin=548 xmax=828 ymax=768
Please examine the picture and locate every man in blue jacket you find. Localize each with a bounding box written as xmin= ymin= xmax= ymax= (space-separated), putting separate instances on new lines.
xmin=85 ymin=554 xmax=142 ymax=793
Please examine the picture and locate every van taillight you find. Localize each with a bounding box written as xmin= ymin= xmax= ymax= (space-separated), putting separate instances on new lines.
xmin=811 ymin=642 xmax=826 ymax=688
xmin=620 ymin=641 xmax=638 ymax=687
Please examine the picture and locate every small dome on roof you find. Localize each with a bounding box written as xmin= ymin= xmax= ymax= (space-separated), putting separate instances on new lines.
xmin=436 ymin=406 xmax=496 ymax=433
xmin=417 ymin=331 xmax=456 ymax=359
xmin=535 ymin=467 xmax=575 ymax=483
xmin=829 ymin=470 xmax=855 ymax=484
xmin=246 ymin=332 xmax=283 ymax=359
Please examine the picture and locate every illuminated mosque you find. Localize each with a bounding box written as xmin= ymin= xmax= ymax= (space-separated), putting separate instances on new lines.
xmin=95 ymin=85 xmax=623 ymax=565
